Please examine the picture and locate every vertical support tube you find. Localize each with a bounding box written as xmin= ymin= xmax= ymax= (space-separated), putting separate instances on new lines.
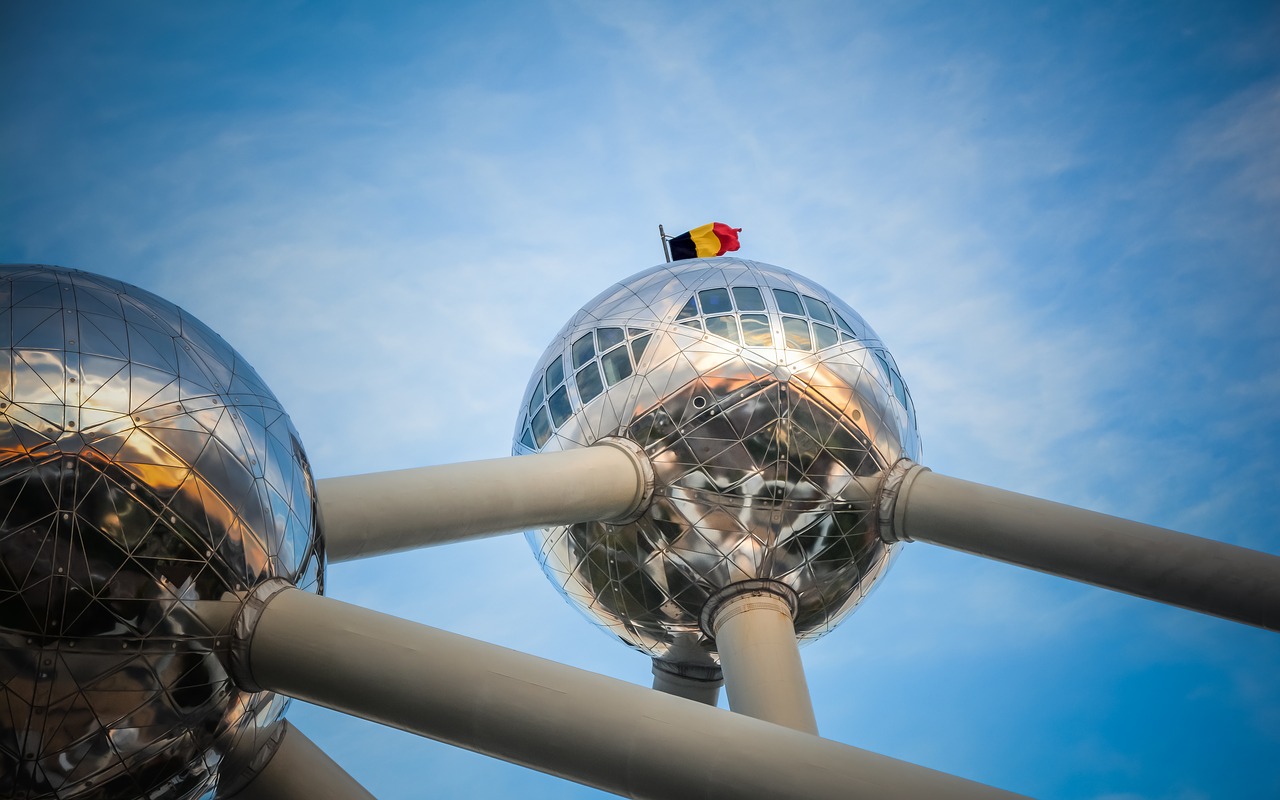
xmin=707 ymin=587 xmax=819 ymax=735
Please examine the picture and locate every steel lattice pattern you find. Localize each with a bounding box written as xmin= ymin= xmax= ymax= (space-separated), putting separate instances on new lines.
xmin=515 ymin=259 xmax=921 ymax=665
xmin=0 ymin=265 xmax=323 ymax=800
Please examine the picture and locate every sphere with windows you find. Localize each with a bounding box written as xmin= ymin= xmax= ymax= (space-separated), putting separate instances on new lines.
xmin=515 ymin=258 xmax=920 ymax=666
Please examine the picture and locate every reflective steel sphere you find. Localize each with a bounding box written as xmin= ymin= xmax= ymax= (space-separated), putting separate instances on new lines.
xmin=1 ymin=265 xmax=323 ymax=800
xmin=515 ymin=259 xmax=921 ymax=663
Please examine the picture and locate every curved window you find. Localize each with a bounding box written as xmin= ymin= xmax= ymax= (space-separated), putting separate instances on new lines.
xmin=600 ymin=345 xmax=633 ymax=385
xmin=874 ymin=352 xmax=892 ymax=382
xmin=834 ymin=312 xmax=856 ymax=338
xmin=813 ymin=323 xmax=839 ymax=350
xmin=705 ymin=314 xmax=741 ymax=345
xmin=547 ymin=385 xmax=572 ymax=427
xmin=531 ymin=407 xmax=552 ymax=448
xmin=572 ymin=333 xmax=595 ymax=369
xmin=873 ymin=350 xmax=914 ymax=422
xmin=698 ymin=287 xmax=733 ymax=314
xmin=675 ymin=296 xmax=698 ymax=321
xmin=576 ymin=362 xmax=604 ymax=403
xmin=889 ymin=369 xmax=909 ymax=412
xmin=732 ymin=286 xmax=766 ymax=311
xmin=631 ymin=333 xmax=652 ymax=362
xmin=802 ymin=295 xmax=834 ymax=324
xmin=545 ymin=356 xmax=565 ymax=391
xmin=782 ymin=316 xmax=812 ymax=350
xmin=597 ymin=327 xmax=624 ymax=351
xmin=740 ymin=314 xmax=773 ymax=347
xmin=773 ymin=289 xmax=805 ymax=315
xmin=528 ymin=377 xmax=545 ymax=414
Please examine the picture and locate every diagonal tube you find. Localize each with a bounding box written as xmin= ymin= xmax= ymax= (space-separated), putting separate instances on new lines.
xmin=870 ymin=462 xmax=1280 ymax=632
xmin=235 ymin=588 xmax=1025 ymax=800
xmin=221 ymin=721 xmax=376 ymax=800
xmin=318 ymin=439 xmax=653 ymax=562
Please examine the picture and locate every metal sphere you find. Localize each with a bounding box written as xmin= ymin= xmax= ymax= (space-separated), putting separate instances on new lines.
xmin=0 ymin=265 xmax=323 ymax=800
xmin=515 ymin=258 xmax=921 ymax=663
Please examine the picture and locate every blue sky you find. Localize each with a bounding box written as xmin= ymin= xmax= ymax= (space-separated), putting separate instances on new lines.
xmin=3 ymin=1 xmax=1279 ymax=798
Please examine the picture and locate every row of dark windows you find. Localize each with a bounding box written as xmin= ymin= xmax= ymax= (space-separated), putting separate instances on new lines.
xmin=520 ymin=288 xmax=916 ymax=451
xmin=674 ymin=286 xmax=858 ymax=352
xmin=675 ymin=286 xmax=917 ymax=426
xmin=873 ymin=350 xmax=916 ymax=428
xmin=521 ymin=326 xmax=653 ymax=450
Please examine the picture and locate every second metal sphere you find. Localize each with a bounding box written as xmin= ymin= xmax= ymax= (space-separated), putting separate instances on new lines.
xmin=0 ymin=265 xmax=324 ymax=800
xmin=515 ymin=258 xmax=920 ymax=662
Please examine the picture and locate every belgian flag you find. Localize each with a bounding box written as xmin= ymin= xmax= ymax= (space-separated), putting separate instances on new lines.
xmin=668 ymin=223 xmax=742 ymax=261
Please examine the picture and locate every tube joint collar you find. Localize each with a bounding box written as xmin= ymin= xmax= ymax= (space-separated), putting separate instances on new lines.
xmin=877 ymin=458 xmax=930 ymax=544
xmin=595 ymin=435 xmax=656 ymax=523
xmin=700 ymin=579 xmax=800 ymax=639
xmin=228 ymin=578 xmax=294 ymax=693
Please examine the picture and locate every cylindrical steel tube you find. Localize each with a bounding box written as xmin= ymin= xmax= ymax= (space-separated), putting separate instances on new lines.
xmin=242 ymin=589 xmax=1024 ymax=800
xmin=890 ymin=467 xmax=1280 ymax=631
xmin=225 ymin=721 xmax=375 ymax=800
xmin=319 ymin=441 xmax=651 ymax=562
xmin=711 ymin=591 xmax=819 ymax=735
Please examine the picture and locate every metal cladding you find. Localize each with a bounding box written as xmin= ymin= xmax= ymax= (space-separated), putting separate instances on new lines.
xmin=0 ymin=265 xmax=323 ymax=800
xmin=515 ymin=258 xmax=921 ymax=663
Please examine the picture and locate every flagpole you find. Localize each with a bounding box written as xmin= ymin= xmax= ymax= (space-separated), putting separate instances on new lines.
xmin=658 ymin=224 xmax=672 ymax=263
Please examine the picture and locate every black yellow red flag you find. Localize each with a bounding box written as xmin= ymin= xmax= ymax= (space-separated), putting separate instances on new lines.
xmin=668 ymin=223 xmax=742 ymax=261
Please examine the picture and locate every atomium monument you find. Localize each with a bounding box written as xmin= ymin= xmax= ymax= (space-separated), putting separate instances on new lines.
xmin=3 ymin=258 xmax=1278 ymax=800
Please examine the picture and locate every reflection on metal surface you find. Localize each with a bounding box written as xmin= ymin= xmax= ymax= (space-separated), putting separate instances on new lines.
xmin=0 ymin=265 xmax=323 ymax=800
xmin=515 ymin=259 xmax=921 ymax=663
